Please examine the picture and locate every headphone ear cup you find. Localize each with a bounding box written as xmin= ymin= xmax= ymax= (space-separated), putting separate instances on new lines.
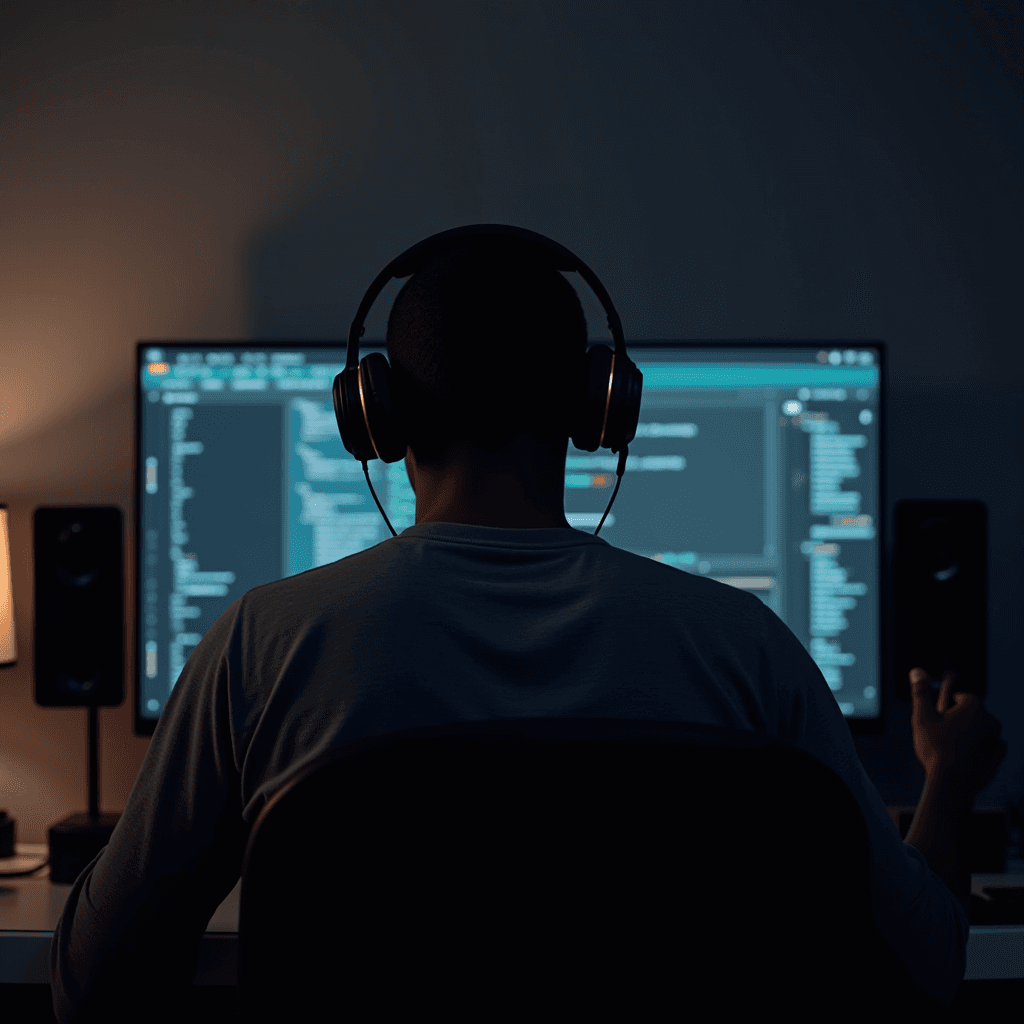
xmin=601 ymin=356 xmax=643 ymax=454
xmin=333 ymin=365 xmax=375 ymax=462
xmin=357 ymin=352 xmax=408 ymax=463
xmin=572 ymin=346 xmax=616 ymax=452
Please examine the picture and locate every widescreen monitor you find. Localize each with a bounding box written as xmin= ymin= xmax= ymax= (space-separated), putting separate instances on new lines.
xmin=134 ymin=341 xmax=885 ymax=735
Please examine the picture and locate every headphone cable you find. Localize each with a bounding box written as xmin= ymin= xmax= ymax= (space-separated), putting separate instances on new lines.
xmin=363 ymin=462 xmax=398 ymax=537
xmin=594 ymin=446 xmax=628 ymax=537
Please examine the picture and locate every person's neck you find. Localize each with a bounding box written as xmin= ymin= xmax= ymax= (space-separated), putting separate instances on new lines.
xmin=405 ymin=437 xmax=573 ymax=530
xmin=415 ymin=507 xmax=572 ymax=529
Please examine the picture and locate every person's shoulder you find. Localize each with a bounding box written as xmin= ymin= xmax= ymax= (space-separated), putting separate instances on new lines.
xmin=603 ymin=544 xmax=770 ymax=615
xmin=240 ymin=540 xmax=396 ymax=613
xmin=603 ymin=545 xmax=752 ymax=591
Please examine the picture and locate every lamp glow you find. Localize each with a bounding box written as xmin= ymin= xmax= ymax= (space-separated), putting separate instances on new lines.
xmin=0 ymin=504 xmax=15 ymax=666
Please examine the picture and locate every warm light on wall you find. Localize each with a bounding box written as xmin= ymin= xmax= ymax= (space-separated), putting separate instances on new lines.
xmin=0 ymin=504 xmax=15 ymax=666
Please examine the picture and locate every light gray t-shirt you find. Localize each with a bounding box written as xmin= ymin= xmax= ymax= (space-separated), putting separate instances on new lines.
xmin=50 ymin=523 xmax=967 ymax=1017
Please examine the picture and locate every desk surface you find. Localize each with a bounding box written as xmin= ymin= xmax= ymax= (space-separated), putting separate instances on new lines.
xmin=2 ymin=845 xmax=1022 ymax=986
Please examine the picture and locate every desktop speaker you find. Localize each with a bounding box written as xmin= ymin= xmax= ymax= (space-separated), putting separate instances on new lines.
xmin=33 ymin=506 xmax=124 ymax=707
xmin=893 ymin=500 xmax=986 ymax=702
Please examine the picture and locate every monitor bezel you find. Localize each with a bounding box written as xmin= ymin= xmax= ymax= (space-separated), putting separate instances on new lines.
xmin=134 ymin=339 xmax=887 ymax=737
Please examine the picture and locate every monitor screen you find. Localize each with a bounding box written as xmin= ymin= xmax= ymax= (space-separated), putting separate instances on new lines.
xmin=135 ymin=341 xmax=883 ymax=733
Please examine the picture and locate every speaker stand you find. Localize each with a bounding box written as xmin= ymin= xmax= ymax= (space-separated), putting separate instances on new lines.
xmin=47 ymin=703 xmax=122 ymax=884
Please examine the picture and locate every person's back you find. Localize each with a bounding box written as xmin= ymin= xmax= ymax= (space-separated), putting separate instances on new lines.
xmin=247 ymin=519 xmax=781 ymax=740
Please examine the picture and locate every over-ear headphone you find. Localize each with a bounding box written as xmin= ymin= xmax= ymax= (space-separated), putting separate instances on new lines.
xmin=332 ymin=224 xmax=643 ymax=537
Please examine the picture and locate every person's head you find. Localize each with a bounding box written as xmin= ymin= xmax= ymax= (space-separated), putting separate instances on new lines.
xmin=386 ymin=237 xmax=588 ymax=470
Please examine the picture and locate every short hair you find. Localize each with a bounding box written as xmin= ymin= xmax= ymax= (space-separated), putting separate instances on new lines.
xmin=386 ymin=238 xmax=588 ymax=464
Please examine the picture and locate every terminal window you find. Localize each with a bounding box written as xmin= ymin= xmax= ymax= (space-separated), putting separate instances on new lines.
xmin=137 ymin=344 xmax=881 ymax=723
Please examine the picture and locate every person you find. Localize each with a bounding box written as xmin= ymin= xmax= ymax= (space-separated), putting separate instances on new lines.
xmin=50 ymin=238 xmax=1006 ymax=1020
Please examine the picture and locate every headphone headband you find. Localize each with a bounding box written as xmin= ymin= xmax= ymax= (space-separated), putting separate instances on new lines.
xmin=346 ymin=224 xmax=625 ymax=370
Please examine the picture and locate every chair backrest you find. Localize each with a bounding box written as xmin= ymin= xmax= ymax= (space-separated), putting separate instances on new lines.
xmin=236 ymin=718 xmax=939 ymax=1021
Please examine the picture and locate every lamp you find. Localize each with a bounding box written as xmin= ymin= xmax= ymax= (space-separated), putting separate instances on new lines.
xmin=0 ymin=503 xmax=15 ymax=668
xmin=0 ymin=504 xmax=16 ymax=863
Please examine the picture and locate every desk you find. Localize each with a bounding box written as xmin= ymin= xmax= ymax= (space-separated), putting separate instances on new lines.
xmin=2 ymin=845 xmax=1022 ymax=985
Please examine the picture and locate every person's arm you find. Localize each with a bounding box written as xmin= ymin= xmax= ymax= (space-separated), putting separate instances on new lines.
xmin=904 ymin=667 xmax=1007 ymax=918
xmin=756 ymin=608 xmax=976 ymax=1006
xmin=904 ymin=771 xmax=973 ymax=917
xmin=49 ymin=600 xmax=249 ymax=1023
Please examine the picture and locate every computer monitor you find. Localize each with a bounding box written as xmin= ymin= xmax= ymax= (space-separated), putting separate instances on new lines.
xmin=134 ymin=340 xmax=885 ymax=735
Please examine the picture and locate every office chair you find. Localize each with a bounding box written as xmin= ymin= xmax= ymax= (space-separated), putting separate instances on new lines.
xmin=236 ymin=718 xmax=948 ymax=1021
